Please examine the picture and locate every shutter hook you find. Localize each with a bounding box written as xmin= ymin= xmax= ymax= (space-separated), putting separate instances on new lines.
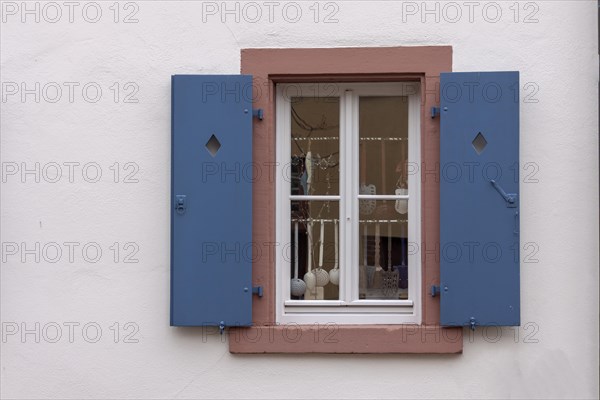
xmin=490 ymin=180 xmax=518 ymax=208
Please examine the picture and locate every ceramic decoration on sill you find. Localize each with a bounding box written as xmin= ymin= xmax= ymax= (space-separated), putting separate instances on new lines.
xmin=303 ymin=220 xmax=317 ymax=294
xmin=313 ymin=220 xmax=330 ymax=287
xmin=329 ymin=220 xmax=340 ymax=285
xmin=290 ymin=221 xmax=307 ymax=297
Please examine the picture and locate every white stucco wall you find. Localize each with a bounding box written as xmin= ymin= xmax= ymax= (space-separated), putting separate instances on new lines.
xmin=1 ymin=1 xmax=598 ymax=399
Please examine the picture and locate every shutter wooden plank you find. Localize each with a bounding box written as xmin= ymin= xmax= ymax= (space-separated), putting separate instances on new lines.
xmin=440 ymin=71 xmax=520 ymax=327
xmin=171 ymin=75 xmax=253 ymax=327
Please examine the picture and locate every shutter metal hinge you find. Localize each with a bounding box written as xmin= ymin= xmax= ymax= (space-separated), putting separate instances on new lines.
xmin=175 ymin=195 xmax=186 ymax=214
xmin=244 ymin=108 xmax=264 ymax=120
xmin=430 ymin=285 xmax=448 ymax=297
xmin=430 ymin=106 xmax=447 ymax=119
xmin=252 ymin=286 xmax=263 ymax=297
xmin=490 ymin=180 xmax=518 ymax=208
xmin=219 ymin=321 xmax=225 ymax=335
xmin=469 ymin=317 xmax=477 ymax=331
xmin=253 ymin=109 xmax=264 ymax=120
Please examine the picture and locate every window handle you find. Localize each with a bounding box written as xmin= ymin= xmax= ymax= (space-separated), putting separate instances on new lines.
xmin=489 ymin=180 xmax=517 ymax=208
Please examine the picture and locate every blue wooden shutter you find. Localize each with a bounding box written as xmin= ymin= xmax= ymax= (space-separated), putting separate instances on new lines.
xmin=439 ymin=71 xmax=520 ymax=328
xmin=171 ymin=75 xmax=253 ymax=327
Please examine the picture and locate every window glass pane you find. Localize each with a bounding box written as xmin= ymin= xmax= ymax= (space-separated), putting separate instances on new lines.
xmin=290 ymin=200 xmax=339 ymax=301
xmin=358 ymin=201 xmax=409 ymax=300
xmin=358 ymin=96 xmax=409 ymax=195
xmin=290 ymin=97 xmax=340 ymax=196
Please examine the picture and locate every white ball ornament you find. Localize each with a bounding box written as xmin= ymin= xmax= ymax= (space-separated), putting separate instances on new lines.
xmin=314 ymin=268 xmax=329 ymax=287
xmin=303 ymin=271 xmax=316 ymax=291
xmin=329 ymin=220 xmax=340 ymax=286
xmin=329 ymin=268 xmax=340 ymax=286
xmin=290 ymin=278 xmax=306 ymax=297
xmin=313 ymin=220 xmax=330 ymax=287
xmin=290 ymin=222 xmax=307 ymax=297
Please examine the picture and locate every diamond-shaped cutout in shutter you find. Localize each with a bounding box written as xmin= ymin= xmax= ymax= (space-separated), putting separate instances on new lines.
xmin=472 ymin=132 xmax=488 ymax=155
xmin=205 ymin=134 xmax=221 ymax=157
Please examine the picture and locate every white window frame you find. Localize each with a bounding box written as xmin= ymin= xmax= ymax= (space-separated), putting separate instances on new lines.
xmin=275 ymin=82 xmax=421 ymax=325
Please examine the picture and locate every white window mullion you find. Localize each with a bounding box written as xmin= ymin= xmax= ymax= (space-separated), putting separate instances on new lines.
xmin=341 ymin=89 xmax=353 ymax=304
xmin=349 ymin=89 xmax=360 ymax=303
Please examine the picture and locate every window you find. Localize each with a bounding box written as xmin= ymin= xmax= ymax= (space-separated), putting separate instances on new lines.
xmin=227 ymin=46 xmax=463 ymax=353
xmin=276 ymin=83 xmax=421 ymax=324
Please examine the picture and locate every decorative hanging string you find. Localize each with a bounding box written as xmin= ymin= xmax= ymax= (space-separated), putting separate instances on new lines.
xmin=294 ymin=222 xmax=299 ymax=279
xmin=334 ymin=220 xmax=339 ymax=270
xmin=387 ymin=222 xmax=392 ymax=270
xmin=307 ymin=220 xmax=313 ymax=273
xmin=319 ymin=220 xmax=324 ymax=268
xmin=303 ymin=219 xmax=316 ymax=293
xmin=381 ymin=139 xmax=386 ymax=196
xmin=329 ymin=219 xmax=340 ymax=286
xmin=314 ymin=220 xmax=329 ymax=287
xmin=375 ymin=222 xmax=381 ymax=268
xmin=290 ymin=221 xmax=307 ymax=297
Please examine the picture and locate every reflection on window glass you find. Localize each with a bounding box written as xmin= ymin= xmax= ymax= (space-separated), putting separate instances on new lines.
xmin=359 ymin=97 xmax=409 ymax=196
xmin=290 ymin=200 xmax=339 ymax=301
xmin=290 ymin=97 xmax=340 ymax=196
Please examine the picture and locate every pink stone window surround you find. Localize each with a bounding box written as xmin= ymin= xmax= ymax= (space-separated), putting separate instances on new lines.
xmin=230 ymin=46 xmax=462 ymax=354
